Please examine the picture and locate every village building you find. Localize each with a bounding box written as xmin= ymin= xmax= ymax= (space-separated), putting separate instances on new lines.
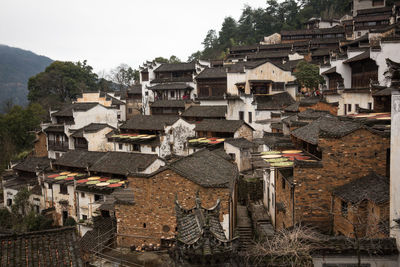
xmin=125 ymin=84 xmax=142 ymax=119
xmin=76 ymin=91 xmax=126 ymax=121
xmin=43 ymin=102 xmax=120 ymax=159
xmin=42 ymin=150 xmax=164 ymax=226
xmin=332 ymin=172 xmax=389 ymax=238
xmin=304 ymin=17 xmax=341 ymax=29
xmin=150 ymin=99 xmax=188 ymax=115
xmin=224 ymin=138 xmax=256 ymax=172
xmin=195 ymin=67 xmax=228 ymax=99
xmin=2 ymin=156 xmax=50 ymax=213
xmin=273 ymin=115 xmax=390 ymax=232
xmin=111 ymin=115 xmax=196 ymax=157
xmin=194 ymin=119 xmax=254 ymax=141
xmin=140 ymin=61 xmax=209 ymax=114
xmin=69 ymin=123 xmax=115 ymax=152
xmin=115 ymin=149 xmax=238 ymax=248
xmin=321 ymin=33 xmax=400 ymax=115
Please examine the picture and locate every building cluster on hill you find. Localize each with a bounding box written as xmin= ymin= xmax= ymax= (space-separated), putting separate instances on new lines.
xmin=2 ymin=0 xmax=400 ymax=265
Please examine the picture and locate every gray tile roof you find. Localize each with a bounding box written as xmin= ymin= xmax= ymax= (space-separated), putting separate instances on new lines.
xmin=52 ymin=103 xmax=99 ymax=117
xmin=291 ymin=115 xmax=362 ymax=145
xmin=120 ymin=115 xmax=179 ymax=131
xmin=196 ymin=67 xmax=227 ymax=79
xmin=54 ymin=150 xmax=160 ymax=175
xmin=13 ymin=156 xmax=51 ymax=173
xmin=226 ymin=60 xmax=269 ymax=73
xmin=333 ymin=173 xmax=389 ymax=204
xmin=181 ymin=105 xmax=227 ymax=118
xmin=43 ymin=124 xmax=65 ymax=133
xmin=127 ymin=84 xmax=142 ymax=95
xmin=194 ymin=119 xmax=253 ymax=133
xmin=169 ymin=149 xmax=238 ymax=188
xmin=154 ymin=62 xmax=196 ymax=72
xmin=225 ymin=138 xmax=255 ymax=149
xmin=0 ymin=227 xmax=83 ymax=266
xmin=150 ymin=100 xmax=186 ymax=108
xmin=254 ymin=92 xmax=295 ymax=110
xmin=70 ymin=123 xmax=114 ymax=138
xmin=148 ymin=83 xmax=194 ymax=91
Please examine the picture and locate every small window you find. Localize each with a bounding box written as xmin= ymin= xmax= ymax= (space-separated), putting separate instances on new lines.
xmin=355 ymin=104 xmax=359 ymax=111
xmin=94 ymin=194 xmax=103 ymax=201
xmin=229 ymin=153 xmax=236 ymax=161
xmin=170 ymin=91 xmax=175 ymax=98
xmin=368 ymin=102 xmax=372 ymax=110
xmin=7 ymin=199 xmax=12 ymax=206
xmin=348 ymin=104 xmax=352 ymax=112
xmin=82 ymin=214 xmax=88 ymax=220
xmin=48 ymin=183 xmax=53 ymax=189
xmin=132 ymin=144 xmax=140 ymax=152
xmin=341 ymin=200 xmax=348 ymax=217
xmin=59 ymin=184 xmax=68 ymax=195
xmin=118 ymin=143 xmax=123 ymax=150
xmin=128 ymin=108 xmax=133 ymax=114
xmin=34 ymin=205 xmax=40 ymax=213
xmin=81 ymin=192 xmax=85 ymax=198
xmin=143 ymin=223 xmax=146 ymax=228
xmin=151 ymin=146 xmax=156 ymax=152
xmin=239 ymin=111 xmax=244 ymax=121
xmin=248 ymin=112 xmax=252 ymax=123
xmin=117 ymin=114 xmax=121 ymax=120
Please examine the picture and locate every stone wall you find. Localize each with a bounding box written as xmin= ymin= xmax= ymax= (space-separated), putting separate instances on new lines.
xmin=115 ymin=169 xmax=232 ymax=248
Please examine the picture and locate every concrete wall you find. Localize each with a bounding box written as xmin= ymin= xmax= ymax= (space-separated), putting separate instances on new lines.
xmin=84 ymin=127 xmax=114 ymax=152
xmin=390 ymin=92 xmax=400 ymax=249
xmin=160 ymin=119 xmax=196 ymax=157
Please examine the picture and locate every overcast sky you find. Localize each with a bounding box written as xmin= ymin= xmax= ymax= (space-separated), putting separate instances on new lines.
xmin=1 ymin=0 xmax=267 ymax=73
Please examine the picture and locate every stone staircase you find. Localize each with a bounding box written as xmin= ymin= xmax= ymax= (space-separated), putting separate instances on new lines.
xmin=236 ymin=205 xmax=253 ymax=252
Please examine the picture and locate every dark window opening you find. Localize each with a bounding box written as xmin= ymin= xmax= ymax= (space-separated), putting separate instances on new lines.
xmin=94 ymin=194 xmax=103 ymax=202
xmin=48 ymin=183 xmax=53 ymax=189
xmin=151 ymin=146 xmax=156 ymax=152
xmin=341 ymin=200 xmax=348 ymax=217
xmin=82 ymin=214 xmax=88 ymax=220
xmin=143 ymin=223 xmax=146 ymax=228
xmin=348 ymin=104 xmax=352 ymax=112
xmin=118 ymin=143 xmax=123 ymax=150
xmin=239 ymin=111 xmax=244 ymax=121
xmin=128 ymin=108 xmax=133 ymax=114
xmin=81 ymin=192 xmax=85 ymax=198
xmin=282 ymin=178 xmax=286 ymax=189
xmin=132 ymin=144 xmax=140 ymax=152
xmin=248 ymin=112 xmax=252 ymax=123
xmin=7 ymin=199 xmax=12 ymax=206
xmin=60 ymin=184 xmax=68 ymax=195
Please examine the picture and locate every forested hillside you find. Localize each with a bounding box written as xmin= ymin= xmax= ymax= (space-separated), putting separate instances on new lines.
xmin=0 ymin=45 xmax=52 ymax=111
xmin=189 ymin=0 xmax=396 ymax=60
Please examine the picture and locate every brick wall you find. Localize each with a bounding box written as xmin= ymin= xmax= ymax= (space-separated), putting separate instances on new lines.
xmin=276 ymin=128 xmax=389 ymax=232
xmin=275 ymin=171 xmax=294 ymax=230
xmin=34 ymin=132 xmax=48 ymax=157
xmin=115 ymin=169 xmax=232 ymax=248
xmin=298 ymin=102 xmax=338 ymax=115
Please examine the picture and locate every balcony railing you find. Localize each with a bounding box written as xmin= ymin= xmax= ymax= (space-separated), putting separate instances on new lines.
xmin=48 ymin=140 xmax=69 ymax=151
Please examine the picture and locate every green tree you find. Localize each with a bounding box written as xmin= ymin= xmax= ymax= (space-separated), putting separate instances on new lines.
xmin=218 ymin=17 xmax=238 ymax=50
xmin=188 ymin=51 xmax=203 ymax=62
xmin=154 ymin=57 xmax=169 ymax=63
xmin=28 ymin=60 xmax=98 ymax=108
xmin=294 ymin=61 xmax=325 ymax=92
xmin=109 ymin=64 xmax=137 ymax=90
xmin=168 ymin=55 xmax=181 ymax=63
xmin=0 ymin=103 xmax=45 ymax=172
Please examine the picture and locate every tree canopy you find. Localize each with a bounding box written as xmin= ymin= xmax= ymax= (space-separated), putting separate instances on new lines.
xmin=0 ymin=103 xmax=45 ymax=172
xmin=28 ymin=60 xmax=99 ymax=108
xmin=294 ymin=61 xmax=325 ymax=92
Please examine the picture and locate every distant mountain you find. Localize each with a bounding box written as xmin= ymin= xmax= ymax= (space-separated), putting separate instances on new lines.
xmin=0 ymin=44 xmax=52 ymax=111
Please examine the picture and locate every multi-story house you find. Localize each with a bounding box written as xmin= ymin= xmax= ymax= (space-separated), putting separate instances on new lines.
xmin=321 ymin=32 xmax=400 ymax=115
xmin=43 ymin=102 xmax=120 ymax=159
xmin=140 ymin=60 xmax=209 ymax=115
